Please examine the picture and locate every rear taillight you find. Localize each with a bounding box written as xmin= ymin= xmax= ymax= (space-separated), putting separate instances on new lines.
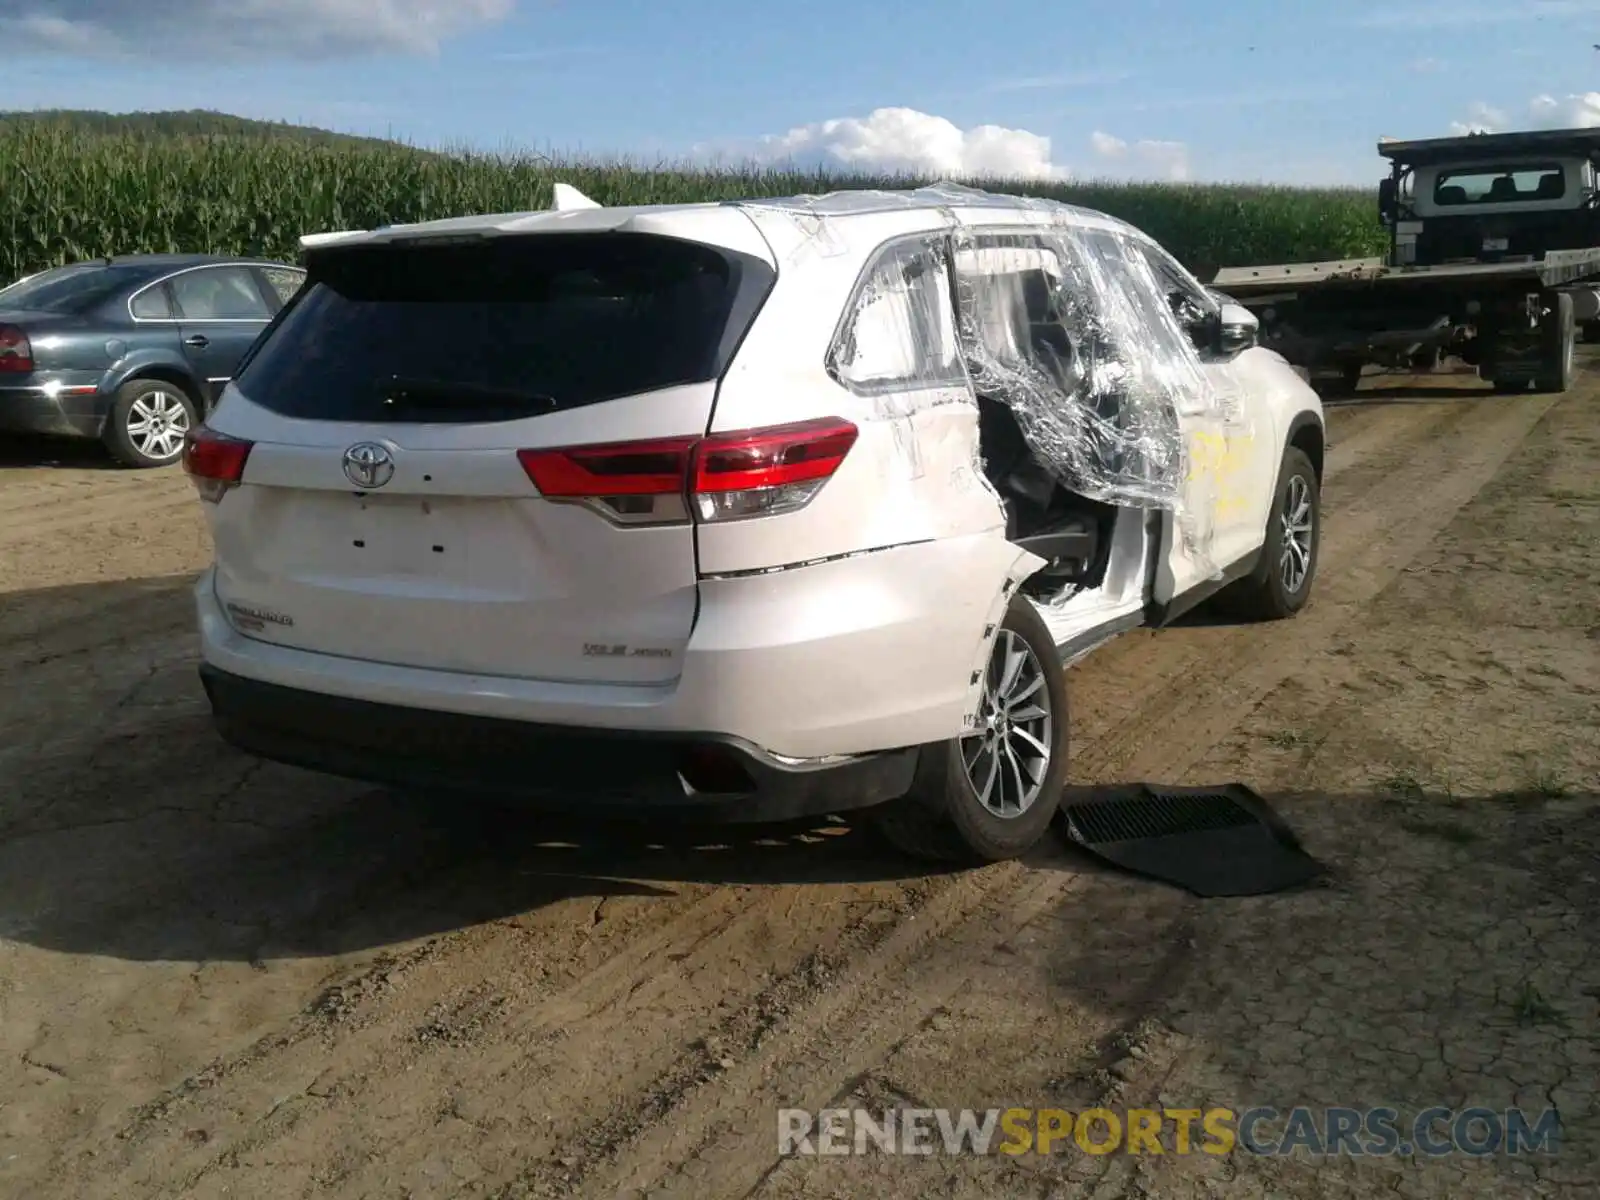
xmin=518 ymin=418 xmax=858 ymax=526
xmin=0 ymin=325 xmax=32 ymax=374
xmin=182 ymin=427 xmax=253 ymax=502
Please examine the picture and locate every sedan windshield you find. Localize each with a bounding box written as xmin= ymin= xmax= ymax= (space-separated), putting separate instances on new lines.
xmin=0 ymin=263 xmax=151 ymax=314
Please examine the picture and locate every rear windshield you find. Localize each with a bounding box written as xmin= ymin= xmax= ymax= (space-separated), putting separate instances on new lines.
xmin=0 ymin=263 xmax=151 ymax=314
xmin=234 ymin=233 xmax=774 ymax=422
xmin=1433 ymin=164 xmax=1565 ymax=206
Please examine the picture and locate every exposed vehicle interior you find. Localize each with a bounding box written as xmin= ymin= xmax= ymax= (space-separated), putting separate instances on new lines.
xmin=963 ymin=264 xmax=1119 ymax=599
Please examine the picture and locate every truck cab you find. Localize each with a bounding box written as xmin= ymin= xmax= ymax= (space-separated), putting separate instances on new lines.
xmin=1379 ymin=129 xmax=1600 ymax=269
xmin=1209 ymin=126 xmax=1600 ymax=397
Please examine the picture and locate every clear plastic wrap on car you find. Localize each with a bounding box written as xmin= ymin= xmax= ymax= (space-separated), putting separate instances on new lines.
xmin=737 ymin=184 xmax=1249 ymax=577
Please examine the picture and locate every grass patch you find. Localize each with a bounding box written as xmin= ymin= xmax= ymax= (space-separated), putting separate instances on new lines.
xmin=1530 ymin=769 xmax=1569 ymax=799
xmin=1379 ymin=771 xmax=1426 ymax=801
xmin=1510 ymin=980 xmax=1563 ymax=1026
xmin=1265 ymin=729 xmax=1315 ymax=750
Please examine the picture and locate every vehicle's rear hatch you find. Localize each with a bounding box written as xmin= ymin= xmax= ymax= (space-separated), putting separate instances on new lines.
xmin=199 ymin=223 xmax=776 ymax=685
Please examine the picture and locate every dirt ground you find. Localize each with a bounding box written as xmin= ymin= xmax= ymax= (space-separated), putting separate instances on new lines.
xmin=0 ymin=363 xmax=1595 ymax=1200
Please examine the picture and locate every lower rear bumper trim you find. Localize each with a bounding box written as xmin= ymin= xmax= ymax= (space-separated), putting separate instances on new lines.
xmin=198 ymin=664 xmax=920 ymax=825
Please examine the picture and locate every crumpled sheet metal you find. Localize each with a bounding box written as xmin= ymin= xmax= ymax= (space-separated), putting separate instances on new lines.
xmin=738 ymin=183 xmax=1243 ymax=577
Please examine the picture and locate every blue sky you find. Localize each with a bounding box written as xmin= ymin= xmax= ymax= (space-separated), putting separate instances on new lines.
xmin=2 ymin=0 xmax=1600 ymax=184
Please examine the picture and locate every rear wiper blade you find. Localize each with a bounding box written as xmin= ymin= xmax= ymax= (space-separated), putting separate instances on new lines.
xmin=380 ymin=377 xmax=558 ymax=409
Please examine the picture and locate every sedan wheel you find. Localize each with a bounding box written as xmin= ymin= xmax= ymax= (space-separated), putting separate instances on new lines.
xmin=103 ymin=379 xmax=200 ymax=468
xmin=127 ymin=390 xmax=192 ymax=462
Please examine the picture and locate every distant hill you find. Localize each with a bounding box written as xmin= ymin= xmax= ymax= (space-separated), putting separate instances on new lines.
xmin=0 ymin=108 xmax=411 ymax=151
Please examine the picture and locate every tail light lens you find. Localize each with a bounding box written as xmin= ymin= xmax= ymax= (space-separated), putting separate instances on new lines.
xmin=518 ymin=436 xmax=698 ymax=525
xmin=182 ymin=426 xmax=254 ymax=502
xmin=0 ymin=325 xmax=32 ymax=373
xmin=518 ymin=418 xmax=858 ymax=526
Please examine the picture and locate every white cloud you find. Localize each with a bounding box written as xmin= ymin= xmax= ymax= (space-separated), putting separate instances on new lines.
xmin=1089 ymin=130 xmax=1190 ymax=181
xmin=1448 ymin=102 xmax=1507 ymax=136
xmin=707 ymin=107 xmax=1071 ymax=181
xmin=1408 ymin=57 xmax=1443 ymax=73
xmin=1529 ymin=92 xmax=1600 ymax=127
xmin=1444 ymin=92 xmax=1600 ymax=137
xmin=0 ymin=0 xmax=514 ymax=58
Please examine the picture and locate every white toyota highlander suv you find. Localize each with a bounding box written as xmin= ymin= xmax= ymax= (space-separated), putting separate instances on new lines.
xmin=184 ymin=184 xmax=1324 ymax=864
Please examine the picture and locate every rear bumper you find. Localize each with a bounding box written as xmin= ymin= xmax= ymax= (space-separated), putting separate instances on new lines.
xmin=0 ymin=383 xmax=108 ymax=438
xmin=198 ymin=662 xmax=918 ymax=824
xmin=195 ymin=531 xmax=1030 ymax=760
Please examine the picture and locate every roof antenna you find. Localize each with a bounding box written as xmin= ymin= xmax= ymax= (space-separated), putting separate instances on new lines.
xmin=550 ymin=182 xmax=602 ymax=211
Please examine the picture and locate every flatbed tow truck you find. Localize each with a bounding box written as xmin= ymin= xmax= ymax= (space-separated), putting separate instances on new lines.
xmin=1208 ymin=126 xmax=1600 ymax=396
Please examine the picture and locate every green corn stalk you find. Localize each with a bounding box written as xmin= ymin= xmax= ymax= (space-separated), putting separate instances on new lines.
xmin=0 ymin=121 xmax=1387 ymax=283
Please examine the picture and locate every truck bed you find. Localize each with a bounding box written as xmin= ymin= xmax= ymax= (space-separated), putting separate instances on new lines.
xmin=1210 ymin=247 xmax=1600 ymax=298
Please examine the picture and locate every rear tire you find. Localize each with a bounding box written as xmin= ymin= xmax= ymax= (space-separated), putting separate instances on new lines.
xmin=1216 ymin=445 xmax=1320 ymax=622
xmin=873 ymin=594 xmax=1068 ymax=865
xmin=1534 ymin=292 xmax=1576 ymax=394
xmin=1311 ymin=363 xmax=1363 ymax=400
xmin=102 ymin=379 xmax=199 ymax=468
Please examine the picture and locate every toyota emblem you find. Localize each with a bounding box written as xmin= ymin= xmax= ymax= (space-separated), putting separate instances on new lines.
xmin=342 ymin=442 xmax=395 ymax=489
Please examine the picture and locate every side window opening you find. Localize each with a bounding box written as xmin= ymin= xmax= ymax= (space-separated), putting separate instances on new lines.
xmin=170 ymin=266 xmax=273 ymax=322
xmin=829 ymin=237 xmax=965 ymax=393
xmin=259 ymin=266 xmax=307 ymax=309
xmin=951 ymin=234 xmax=1130 ymax=597
xmin=130 ymin=283 xmax=173 ymax=320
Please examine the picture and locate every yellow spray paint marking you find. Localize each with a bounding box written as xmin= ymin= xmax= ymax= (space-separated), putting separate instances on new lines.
xmin=1186 ymin=430 xmax=1258 ymax=523
xmin=1186 ymin=429 xmax=1255 ymax=480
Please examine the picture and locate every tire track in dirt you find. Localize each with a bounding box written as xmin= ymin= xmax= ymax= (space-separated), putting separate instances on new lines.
xmin=1060 ymin=397 xmax=1461 ymax=746
xmin=25 ymin=399 xmax=1450 ymax=1197
xmin=57 ymin=874 xmax=936 ymax=1199
xmin=3 ymin=378 xmax=1559 ymax=1200
xmin=1076 ymin=391 xmax=1559 ymax=783
xmin=0 ymin=489 xmax=195 ymax=545
xmin=552 ymin=390 xmax=1563 ymax=1199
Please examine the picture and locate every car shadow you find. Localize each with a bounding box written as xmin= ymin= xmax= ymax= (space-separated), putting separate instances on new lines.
xmin=0 ymin=575 xmax=998 ymax=964
xmin=0 ymin=433 xmax=126 ymax=470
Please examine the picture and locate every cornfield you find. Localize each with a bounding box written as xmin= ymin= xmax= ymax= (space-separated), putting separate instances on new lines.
xmin=0 ymin=123 xmax=1387 ymax=283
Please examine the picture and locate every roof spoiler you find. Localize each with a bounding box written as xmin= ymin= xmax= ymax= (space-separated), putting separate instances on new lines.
xmin=550 ymin=182 xmax=602 ymax=211
xmin=299 ymin=230 xmax=370 ymax=250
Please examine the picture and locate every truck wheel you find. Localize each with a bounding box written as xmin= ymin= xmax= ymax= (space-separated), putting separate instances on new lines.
xmin=1312 ymin=364 xmax=1363 ymax=399
xmin=1535 ymin=292 xmax=1576 ymax=394
xmin=872 ymin=595 xmax=1068 ymax=865
xmin=1216 ymin=445 xmax=1321 ymax=622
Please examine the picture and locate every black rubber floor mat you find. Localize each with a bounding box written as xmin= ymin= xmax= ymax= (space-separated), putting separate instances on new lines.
xmin=1058 ymin=783 xmax=1326 ymax=897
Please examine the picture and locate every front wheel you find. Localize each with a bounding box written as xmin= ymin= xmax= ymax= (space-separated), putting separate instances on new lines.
xmin=102 ymin=379 xmax=199 ymax=468
xmin=872 ymin=594 xmax=1069 ymax=864
xmin=1216 ymin=445 xmax=1321 ymax=621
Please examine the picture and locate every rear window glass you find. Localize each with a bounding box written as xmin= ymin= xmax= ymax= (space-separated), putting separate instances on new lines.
xmin=1433 ymin=164 xmax=1565 ymax=206
xmin=0 ymin=263 xmax=151 ymax=314
xmin=235 ymin=233 xmax=770 ymax=422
